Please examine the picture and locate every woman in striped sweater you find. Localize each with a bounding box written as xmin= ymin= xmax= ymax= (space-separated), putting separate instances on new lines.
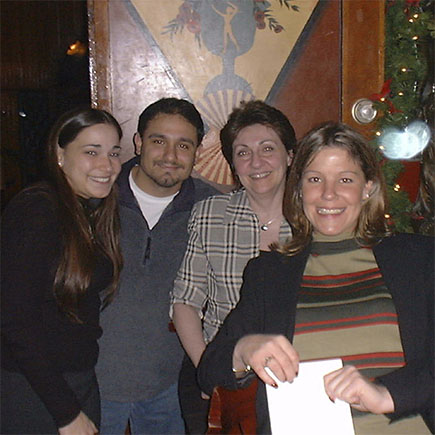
xmin=198 ymin=122 xmax=433 ymax=434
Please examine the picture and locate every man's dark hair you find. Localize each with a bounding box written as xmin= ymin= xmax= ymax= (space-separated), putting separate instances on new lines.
xmin=137 ymin=98 xmax=204 ymax=145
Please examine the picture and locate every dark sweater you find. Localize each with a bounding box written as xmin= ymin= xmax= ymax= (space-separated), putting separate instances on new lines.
xmin=96 ymin=157 xmax=218 ymax=401
xmin=1 ymin=184 xmax=113 ymax=427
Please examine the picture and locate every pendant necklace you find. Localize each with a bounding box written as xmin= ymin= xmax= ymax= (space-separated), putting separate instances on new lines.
xmin=260 ymin=216 xmax=281 ymax=231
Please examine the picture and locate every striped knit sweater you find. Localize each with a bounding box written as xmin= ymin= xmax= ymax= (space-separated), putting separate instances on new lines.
xmin=292 ymin=234 xmax=429 ymax=434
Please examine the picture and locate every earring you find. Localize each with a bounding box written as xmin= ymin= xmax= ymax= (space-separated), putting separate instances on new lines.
xmin=58 ymin=161 xmax=63 ymax=168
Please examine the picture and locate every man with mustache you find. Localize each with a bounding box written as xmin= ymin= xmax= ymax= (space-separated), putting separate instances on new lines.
xmin=96 ymin=98 xmax=217 ymax=434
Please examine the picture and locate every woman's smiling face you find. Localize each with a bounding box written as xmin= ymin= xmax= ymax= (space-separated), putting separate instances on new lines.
xmin=232 ymin=123 xmax=291 ymax=199
xmin=57 ymin=123 xmax=121 ymax=199
xmin=301 ymin=147 xmax=373 ymax=236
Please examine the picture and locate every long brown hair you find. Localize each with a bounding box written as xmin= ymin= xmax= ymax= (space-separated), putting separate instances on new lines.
xmin=46 ymin=107 xmax=123 ymax=320
xmin=412 ymin=140 xmax=434 ymax=235
xmin=278 ymin=122 xmax=391 ymax=256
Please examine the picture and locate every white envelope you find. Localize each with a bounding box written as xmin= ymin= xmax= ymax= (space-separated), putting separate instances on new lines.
xmin=265 ymin=358 xmax=355 ymax=435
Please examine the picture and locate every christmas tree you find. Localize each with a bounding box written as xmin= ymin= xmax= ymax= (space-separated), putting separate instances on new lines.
xmin=370 ymin=0 xmax=434 ymax=232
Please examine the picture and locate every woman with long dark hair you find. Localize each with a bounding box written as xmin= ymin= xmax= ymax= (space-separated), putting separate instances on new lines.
xmin=1 ymin=108 xmax=123 ymax=434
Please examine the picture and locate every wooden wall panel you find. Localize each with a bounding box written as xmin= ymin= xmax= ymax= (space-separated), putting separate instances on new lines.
xmin=342 ymin=0 xmax=385 ymax=136
xmin=1 ymin=0 xmax=88 ymax=90
xmin=271 ymin=1 xmax=341 ymax=138
xmin=1 ymin=0 xmax=89 ymax=207
xmin=1 ymin=90 xmax=21 ymax=207
xmin=88 ymin=0 xmax=112 ymax=111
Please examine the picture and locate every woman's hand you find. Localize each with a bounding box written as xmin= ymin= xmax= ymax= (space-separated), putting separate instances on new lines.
xmin=233 ymin=334 xmax=299 ymax=387
xmin=58 ymin=411 xmax=98 ymax=435
xmin=324 ymin=365 xmax=395 ymax=414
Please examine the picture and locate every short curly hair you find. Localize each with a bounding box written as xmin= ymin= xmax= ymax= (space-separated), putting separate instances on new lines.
xmin=220 ymin=100 xmax=296 ymax=173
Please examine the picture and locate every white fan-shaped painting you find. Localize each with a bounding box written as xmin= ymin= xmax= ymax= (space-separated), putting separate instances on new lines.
xmin=194 ymin=89 xmax=255 ymax=185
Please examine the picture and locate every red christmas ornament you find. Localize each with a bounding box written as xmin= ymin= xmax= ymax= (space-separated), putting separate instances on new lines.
xmin=370 ymin=79 xmax=401 ymax=114
xmin=370 ymin=79 xmax=392 ymax=101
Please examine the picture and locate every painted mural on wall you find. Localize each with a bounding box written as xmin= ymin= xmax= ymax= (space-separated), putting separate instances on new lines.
xmin=129 ymin=0 xmax=318 ymax=185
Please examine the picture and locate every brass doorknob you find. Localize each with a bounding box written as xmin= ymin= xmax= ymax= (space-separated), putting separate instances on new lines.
xmin=351 ymin=98 xmax=377 ymax=124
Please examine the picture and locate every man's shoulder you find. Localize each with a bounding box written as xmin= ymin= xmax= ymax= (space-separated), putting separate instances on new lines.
xmin=190 ymin=177 xmax=220 ymax=202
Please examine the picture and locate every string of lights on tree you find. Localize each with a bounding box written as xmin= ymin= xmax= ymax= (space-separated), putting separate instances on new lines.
xmin=370 ymin=0 xmax=434 ymax=232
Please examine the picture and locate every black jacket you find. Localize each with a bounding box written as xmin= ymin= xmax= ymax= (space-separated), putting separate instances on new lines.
xmin=198 ymin=233 xmax=434 ymax=433
xmin=1 ymin=184 xmax=113 ymax=427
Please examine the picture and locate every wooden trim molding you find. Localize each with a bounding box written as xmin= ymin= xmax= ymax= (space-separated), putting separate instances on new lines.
xmin=87 ymin=0 xmax=112 ymax=111
xmin=342 ymin=0 xmax=385 ymax=136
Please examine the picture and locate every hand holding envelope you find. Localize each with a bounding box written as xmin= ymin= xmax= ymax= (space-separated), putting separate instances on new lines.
xmin=232 ymin=333 xmax=394 ymax=435
xmin=232 ymin=333 xmax=394 ymax=417
xmin=232 ymin=334 xmax=300 ymax=385
xmin=265 ymin=359 xmax=355 ymax=435
xmin=324 ymin=364 xmax=395 ymax=414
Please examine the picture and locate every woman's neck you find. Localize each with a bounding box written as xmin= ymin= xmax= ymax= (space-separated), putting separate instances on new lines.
xmin=245 ymin=188 xmax=285 ymax=252
xmin=78 ymin=196 xmax=103 ymax=211
xmin=245 ymin=188 xmax=284 ymax=223
xmin=312 ymin=231 xmax=355 ymax=242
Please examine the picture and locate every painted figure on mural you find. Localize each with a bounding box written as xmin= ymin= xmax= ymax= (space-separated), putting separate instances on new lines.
xmin=163 ymin=0 xmax=299 ymax=95
xmin=211 ymin=2 xmax=240 ymax=54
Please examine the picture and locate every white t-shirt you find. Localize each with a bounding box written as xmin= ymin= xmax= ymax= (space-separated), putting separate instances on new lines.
xmin=129 ymin=169 xmax=177 ymax=229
